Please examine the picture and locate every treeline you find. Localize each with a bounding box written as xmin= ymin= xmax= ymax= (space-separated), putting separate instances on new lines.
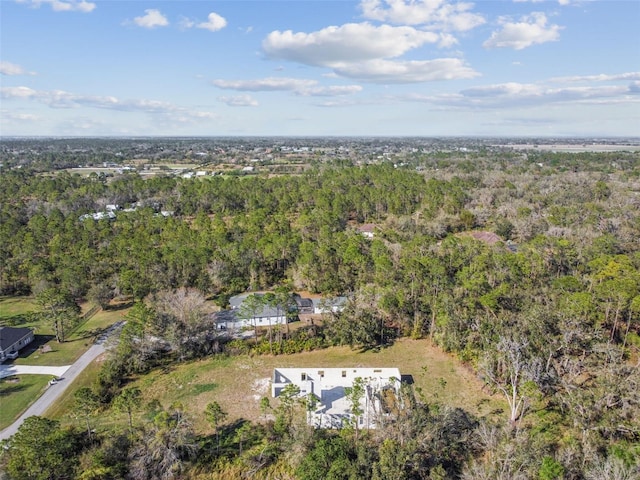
xmin=1 ymin=150 xmax=640 ymax=478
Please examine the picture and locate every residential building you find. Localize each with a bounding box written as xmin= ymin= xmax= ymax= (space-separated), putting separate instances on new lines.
xmin=272 ymin=367 xmax=401 ymax=429
xmin=0 ymin=327 xmax=34 ymax=363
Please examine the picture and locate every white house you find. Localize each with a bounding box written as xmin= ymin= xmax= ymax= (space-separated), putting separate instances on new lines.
xmin=0 ymin=327 xmax=34 ymax=363
xmin=272 ymin=367 xmax=401 ymax=429
xmin=215 ymin=293 xmax=347 ymax=331
xmin=312 ymin=297 xmax=347 ymax=314
xmin=357 ymin=224 xmax=376 ymax=239
xmin=215 ymin=293 xmax=291 ymax=330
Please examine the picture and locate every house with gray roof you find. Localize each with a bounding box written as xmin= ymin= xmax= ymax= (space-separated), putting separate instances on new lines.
xmin=0 ymin=327 xmax=34 ymax=363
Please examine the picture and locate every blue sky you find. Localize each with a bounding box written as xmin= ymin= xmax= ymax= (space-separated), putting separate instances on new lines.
xmin=1 ymin=0 xmax=639 ymax=137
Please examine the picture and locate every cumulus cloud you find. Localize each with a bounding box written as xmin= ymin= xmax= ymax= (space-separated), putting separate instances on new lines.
xmin=198 ymin=12 xmax=227 ymax=32
xmin=360 ymin=0 xmax=485 ymax=31
xmin=212 ymin=77 xmax=363 ymax=97
xmin=0 ymin=61 xmax=35 ymax=76
xmin=483 ymin=12 xmax=562 ymax=50
xmin=17 ymin=0 xmax=96 ymax=12
xmin=133 ymin=9 xmax=169 ymax=29
xmin=262 ymin=21 xmax=477 ymax=83
xmin=263 ymin=23 xmax=440 ymax=67
xmin=217 ymin=95 xmax=259 ymax=107
xmin=181 ymin=12 xmax=228 ymax=32
xmin=1 ymin=86 xmax=215 ymax=123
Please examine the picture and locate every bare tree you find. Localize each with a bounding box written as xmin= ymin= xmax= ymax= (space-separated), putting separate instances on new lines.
xmin=481 ymin=335 xmax=537 ymax=424
xmin=151 ymin=287 xmax=213 ymax=360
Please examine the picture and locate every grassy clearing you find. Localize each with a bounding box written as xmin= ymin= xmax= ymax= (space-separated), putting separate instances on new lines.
xmin=0 ymin=375 xmax=51 ymax=430
xmin=0 ymin=296 xmax=39 ymax=322
xmin=50 ymin=339 xmax=505 ymax=435
xmin=4 ymin=301 xmax=129 ymax=367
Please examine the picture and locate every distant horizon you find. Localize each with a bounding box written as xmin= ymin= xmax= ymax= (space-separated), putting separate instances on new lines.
xmin=2 ymin=1 xmax=638 ymax=137
xmin=2 ymin=135 xmax=640 ymax=141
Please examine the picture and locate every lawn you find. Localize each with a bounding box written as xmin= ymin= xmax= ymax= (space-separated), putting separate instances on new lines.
xmin=0 ymin=375 xmax=51 ymax=430
xmin=0 ymin=296 xmax=39 ymax=323
xmin=0 ymin=296 xmax=129 ymax=366
xmin=0 ymin=298 xmax=129 ymax=432
xmin=50 ymin=338 xmax=505 ymax=435
xmin=44 ymin=359 xmax=104 ymax=421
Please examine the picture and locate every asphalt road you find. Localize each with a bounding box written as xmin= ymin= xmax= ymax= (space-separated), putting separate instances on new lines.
xmin=0 ymin=322 xmax=123 ymax=441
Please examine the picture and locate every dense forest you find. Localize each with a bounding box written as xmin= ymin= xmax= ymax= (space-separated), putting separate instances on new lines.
xmin=1 ymin=139 xmax=639 ymax=479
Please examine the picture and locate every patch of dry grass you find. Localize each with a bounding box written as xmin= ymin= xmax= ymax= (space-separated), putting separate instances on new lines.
xmin=123 ymin=339 xmax=504 ymax=434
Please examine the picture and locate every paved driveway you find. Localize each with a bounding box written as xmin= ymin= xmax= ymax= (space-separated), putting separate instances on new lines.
xmin=0 ymin=364 xmax=71 ymax=379
xmin=0 ymin=321 xmax=124 ymax=441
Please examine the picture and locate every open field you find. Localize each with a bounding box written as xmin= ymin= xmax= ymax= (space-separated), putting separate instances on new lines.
xmin=0 ymin=375 xmax=51 ymax=430
xmin=0 ymin=296 xmax=39 ymax=322
xmin=50 ymin=338 xmax=505 ymax=435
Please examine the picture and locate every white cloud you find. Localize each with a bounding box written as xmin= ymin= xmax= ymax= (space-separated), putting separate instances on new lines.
xmin=403 ymin=77 xmax=640 ymax=109
xmin=212 ymin=77 xmax=364 ymax=97
xmin=180 ymin=12 xmax=227 ymax=32
xmin=360 ymin=0 xmax=485 ymax=31
xmin=0 ymin=61 xmax=35 ymax=76
xmin=133 ymin=9 xmax=169 ymax=29
xmin=515 ymin=0 xmax=586 ymax=4
xmin=1 ymin=86 xmax=215 ymax=123
xmin=483 ymin=12 xmax=562 ymax=50
xmin=213 ymin=77 xmax=318 ymax=92
xmin=263 ymin=23 xmax=440 ymax=67
xmin=17 ymin=0 xmax=95 ymax=12
xmin=1 ymin=86 xmax=38 ymax=98
xmin=262 ymin=21 xmax=477 ymax=84
xmin=217 ymin=95 xmax=259 ymax=107
xmin=0 ymin=110 xmax=40 ymax=122
xmin=198 ymin=12 xmax=227 ymax=32
xmin=179 ymin=17 xmax=195 ymax=29
xmin=334 ymin=58 xmax=479 ymax=83
xmin=550 ymin=72 xmax=640 ymax=83
xmin=298 ymin=85 xmax=364 ymax=96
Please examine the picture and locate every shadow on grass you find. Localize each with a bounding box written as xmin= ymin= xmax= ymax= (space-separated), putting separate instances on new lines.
xmin=66 ymin=328 xmax=104 ymax=342
xmin=0 ymin=313 xmax=34 ymax=327
xmin=357 ymin=339 xmax=396 ymax=353
xmin=401 ymin=374 xmax=414 ymax=385
xmin=0 ymin=382 xmax=28 ymax=397
xmin=21 ymin=335 xmax=56 ymax=355
xmin=106 ymin=302 xmax=134 ymax=312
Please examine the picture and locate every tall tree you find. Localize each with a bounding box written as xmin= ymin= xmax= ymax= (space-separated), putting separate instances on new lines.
xmin=204 ymin=401 xmax=227 ymax=454
xmin=481 ymin=335 xmax=538 ymax=425
xmin=1 ymin=416 xmax=81 ymax=480
xmin=35 ymin=286 xmax=80 ymax=343
xmin=113 ymin=386 xmax=142 ymax=432
xmin=73 ymin=387 xmax=100 ymax=441
xmin=238 ymin=293 xmax=265 ymax=345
